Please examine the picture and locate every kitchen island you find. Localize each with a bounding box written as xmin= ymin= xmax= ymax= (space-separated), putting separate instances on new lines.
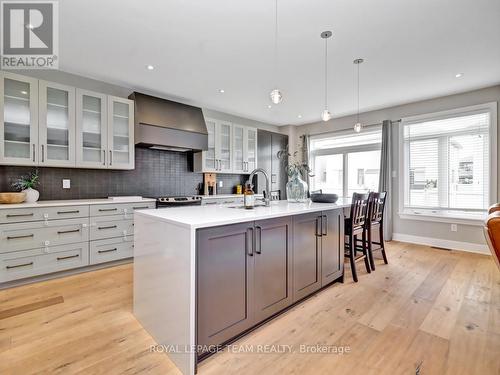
xmin=133 ymin=199 xmax=350 ymax=375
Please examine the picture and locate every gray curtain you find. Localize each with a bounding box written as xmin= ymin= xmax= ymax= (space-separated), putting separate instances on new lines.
xmin=378 ymin=120 xmax=393 ymax=241
xmin=301 ymin=134 xmax=311 ymax=189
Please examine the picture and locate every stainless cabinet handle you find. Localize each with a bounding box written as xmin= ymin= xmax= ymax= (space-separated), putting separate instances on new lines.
xmin=132 ymin=206 xmax=149 ymax=210
xmin=246 ymin=228 xmax=254 ymax=256
xmin=315 ymin=217 xmax=322 ymax=237
xmin=98 ymin=225 xmax=117 ymax=230
xmin=6 ymin=262 xmax=33 ymax=269
xmin=57 ymin=254 xmax=80 ymax=261
xmin=109 ymin=150 xmax=113 ymax=166
xmin=98 ymin=208 xmax=118 ymax=212
xmin=41 ymin=144 xmax=45 ymax=162
xmin=32 ymin=144 xmax=36 ymax=162
xmin=57 ymin=229 xmax=81 ymax=235
xmin=6 ymin=213 xmax=34 ymax=218
xmin=98 ymin=248 xmax=117 ymax=254
xmin=103 ymin=150 xmax=106 ymax=165
xmin=322 ymin=215 xmax=328 ymax=236
xmin=255 ymin=225 xmax=262 ymax=254
xmin=57 ymin=210 xmax=79 ymax=214
xmin=205 ymin=201 xmax=217 ymax=205
xmin=7 ymin=234 xmax=34 ymax=240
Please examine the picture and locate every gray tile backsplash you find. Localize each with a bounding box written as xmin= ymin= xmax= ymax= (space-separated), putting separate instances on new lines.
xmin=0 ymin=147 xmax=247 ymax=200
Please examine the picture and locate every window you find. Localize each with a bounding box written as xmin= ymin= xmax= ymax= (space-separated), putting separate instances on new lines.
xmin=400 ymin=103 xmax=497 ymax=221
xmin=310 ymin=127 xmax=382 ymax=197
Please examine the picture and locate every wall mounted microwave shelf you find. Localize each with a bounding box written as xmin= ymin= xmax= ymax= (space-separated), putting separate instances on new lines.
xmin=0 ymin=71 xmax=135 ymax=170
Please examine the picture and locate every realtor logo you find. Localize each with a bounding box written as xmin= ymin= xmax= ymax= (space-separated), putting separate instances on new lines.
xmin=1 ymin=0 xmax=58 ymax=69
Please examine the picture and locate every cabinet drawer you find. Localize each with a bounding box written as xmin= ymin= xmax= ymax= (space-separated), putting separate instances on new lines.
xmin=0 ymin=218 xmax=90 ymax=253
xmin=90 ymin=215 xmax=133 ymax=240
xmin=89 ymin=202 xmax=155 ymax=217
xmin=0 ymin=242 xmax=89 ymax=282
xmin=90 ymin=236 xmax=133 ymax=264
xmin=0 ymin=205 xmax=89 ymax=224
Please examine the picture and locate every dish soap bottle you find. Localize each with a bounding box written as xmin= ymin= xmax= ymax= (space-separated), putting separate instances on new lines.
xmin=244 ymin=182 xmax=255 ymax=209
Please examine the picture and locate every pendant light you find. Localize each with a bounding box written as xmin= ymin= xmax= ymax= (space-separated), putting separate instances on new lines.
xmin=353 ymin=58 xmax=364 ymax=132
xmin=320 ymin=31 xmax=332 ymax=122
xmin=269 ymin=0 xmax=283 ymax=104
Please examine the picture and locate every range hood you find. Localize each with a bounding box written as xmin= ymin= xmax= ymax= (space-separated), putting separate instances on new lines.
xmin=130 ymin=92 xmax=208 ymax=151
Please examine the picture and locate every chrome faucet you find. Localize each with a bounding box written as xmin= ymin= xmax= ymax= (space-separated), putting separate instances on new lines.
xmin=248 ymin=168 xmax=271 ymax=207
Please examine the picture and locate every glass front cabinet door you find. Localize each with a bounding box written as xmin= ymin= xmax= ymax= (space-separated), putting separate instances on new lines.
xmin=245 ymin=127 xmax=257 ymax=172
xmin=0 ymin=72 xmax=39 ymax=165
xmin=232 ymin=124 xmax=245 ymax=173
xmin=203 ymin=118 xmax=217 ymax=172
xmin=107 ymin=96 xmax=134 ymax=170
xmin=217 ymin=120 xmax=232 ymax=173
xmin=76 ymin=89 xmax=108 ymax=168
xmin=38 ymin=81 xmax=76 ymax=167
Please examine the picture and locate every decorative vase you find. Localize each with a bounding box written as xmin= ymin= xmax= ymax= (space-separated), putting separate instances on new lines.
xmin=22 ymin=188 xmax=39 ymax=203
xmin=286 ymin=172 xmax=308 ymax=203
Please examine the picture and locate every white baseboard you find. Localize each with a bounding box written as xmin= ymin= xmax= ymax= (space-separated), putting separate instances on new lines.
xmin=392 ymin=233 xmax=490 ymax=255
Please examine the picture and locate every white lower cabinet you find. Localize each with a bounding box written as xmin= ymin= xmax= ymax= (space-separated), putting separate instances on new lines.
xmin=90 ymin=236 xmax=133 ymax=265
xmin=0 ymin=242 xmax=89 ymax=283
xmin=0 ymin=200 xmax=154 ymax=283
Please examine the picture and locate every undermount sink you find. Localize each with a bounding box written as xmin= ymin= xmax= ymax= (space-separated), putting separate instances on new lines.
xmin=228 ymin=204 xmax=268 ymax=209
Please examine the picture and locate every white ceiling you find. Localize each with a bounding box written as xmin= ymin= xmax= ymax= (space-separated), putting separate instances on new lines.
xmin=59 ymin=0 xmax=500 ymax=126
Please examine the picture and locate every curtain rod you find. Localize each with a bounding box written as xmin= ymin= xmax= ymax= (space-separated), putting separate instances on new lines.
xmin=299 ymin=119 xmax=401 ymax=138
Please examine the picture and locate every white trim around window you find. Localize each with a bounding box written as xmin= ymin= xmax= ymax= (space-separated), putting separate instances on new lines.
xmin=398 ymin=102 xmax=498 ymax=224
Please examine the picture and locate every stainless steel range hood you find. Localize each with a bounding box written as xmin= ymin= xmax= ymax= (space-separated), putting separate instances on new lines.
xmin=130 ymin=92 xmax=208 ymax=151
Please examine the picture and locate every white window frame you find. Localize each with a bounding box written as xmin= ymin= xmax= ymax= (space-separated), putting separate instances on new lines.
xmin=398 ymin=102 xmax=498 ymax=226
xmin=310 ymin=125 xmax=382 ymax=197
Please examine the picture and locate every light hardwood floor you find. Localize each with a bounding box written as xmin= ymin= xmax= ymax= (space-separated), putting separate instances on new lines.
xmin=0 ymin=241 xmax=498 ymax=375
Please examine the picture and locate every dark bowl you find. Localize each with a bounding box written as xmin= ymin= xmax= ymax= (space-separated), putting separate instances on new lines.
xmin=310 ymin=193 xmax=338 ymax=203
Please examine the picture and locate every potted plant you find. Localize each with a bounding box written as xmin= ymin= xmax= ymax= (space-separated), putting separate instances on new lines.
xmin=12 ymin=169 xmax=40 ymax=203
xmin=278 ymin=146 xmax=313 ymax=203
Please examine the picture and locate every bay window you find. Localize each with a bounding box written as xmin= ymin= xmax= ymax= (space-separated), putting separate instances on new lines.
xmin=400 ymin=103 xmax=497 ymax=221
xmin=310 ymin=127 xmax=382 ymax=197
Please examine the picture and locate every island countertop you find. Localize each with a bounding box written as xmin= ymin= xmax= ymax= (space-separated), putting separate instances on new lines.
xmin=135 ymin=199 xmax=351 ymax=229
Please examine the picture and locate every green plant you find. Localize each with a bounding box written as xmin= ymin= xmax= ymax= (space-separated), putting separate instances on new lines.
xmin=12 ymin=169 xmax=40 ymax=191
xmin=277 ymin=145 xmax=313 ymax=178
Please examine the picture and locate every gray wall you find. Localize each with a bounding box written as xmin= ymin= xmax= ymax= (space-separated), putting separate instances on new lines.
xmin=15 ymin=70 xmax=281 ymax=133
xmin=294 ymin=85 xmax=500 ymax=246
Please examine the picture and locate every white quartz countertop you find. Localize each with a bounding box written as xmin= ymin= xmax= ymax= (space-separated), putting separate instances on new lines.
xmin=0 ymin=197 xmax=156 ymax=209
xmin=136 ymin=199 xmax=351 ymax=229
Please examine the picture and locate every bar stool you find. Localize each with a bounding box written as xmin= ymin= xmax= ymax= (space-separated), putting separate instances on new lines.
xmin=365 ymin=192 xmax=388 ymax=270
xmin=344 ymin=193 xmax=371 ymax=282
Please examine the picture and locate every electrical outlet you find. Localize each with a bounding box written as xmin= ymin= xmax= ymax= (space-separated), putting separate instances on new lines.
xmin=450 ymin=224 xmax=458 ymax=232
xmin=62 ymin=179 xmax=71 ymax=189
xmin=218 ymin=180 xmax=223 ymax=188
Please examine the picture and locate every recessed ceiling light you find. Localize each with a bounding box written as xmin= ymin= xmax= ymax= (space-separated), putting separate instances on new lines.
xmin=267 ymin=105 xmax=272 ymax=109
xmin=455 ymin=73 xmax=463 ymax=78
xmin=298 ymin=115 xmax=302 ymax=119
xmin=219 ymin=89 xmax=225 ymax=93
xmin=146 ymin=65 xmax=154 ymax=71
xmin=20 ymin=91 xmax=28 ymax=95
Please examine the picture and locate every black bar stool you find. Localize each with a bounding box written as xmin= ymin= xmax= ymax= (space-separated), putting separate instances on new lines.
xmin=365 ymin=191 xmax=388 ymax=270
xmin=344 ymin=193 xmax=371 ymax=282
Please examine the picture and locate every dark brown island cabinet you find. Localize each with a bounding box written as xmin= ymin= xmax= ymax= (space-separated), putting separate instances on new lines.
xmin=196 ymin=209 xmax=344 ymax=358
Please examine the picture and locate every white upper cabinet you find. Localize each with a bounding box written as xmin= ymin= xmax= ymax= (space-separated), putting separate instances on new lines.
xmin=232 ymin=125 xmax=257 ymax=173
xmin=194 ymin=118 xmax=234 ymax=173
xmin=217 ymin=120 xmax=232 ymax=173
xmin=0 ymin=72 xmax=134 ymax=170
xmin=0 ymin=72 xmax=39 ymax=165
xmin=39 ymin=81 xmax=76 ymax=167
xmin=107 ymin=96 xmax=134 ymax=170
xmin=232 ymin=124 xmax=245 ymax=173
xmin=194 ymin=119 xmax=258 ymax=174
xmin=76 ymin=89 xmax=108 ymax=168
xmin=245 ymin=127 xmax=257 ymax=173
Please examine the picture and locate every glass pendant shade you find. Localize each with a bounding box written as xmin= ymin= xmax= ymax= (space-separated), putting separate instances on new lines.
xmin=354 ymin=122 xmax=362 ymax=133
xmin=270 ymin=89 xmax=283 ymax=104
xmin=321 ymin=109 xmax=331 ymax=122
